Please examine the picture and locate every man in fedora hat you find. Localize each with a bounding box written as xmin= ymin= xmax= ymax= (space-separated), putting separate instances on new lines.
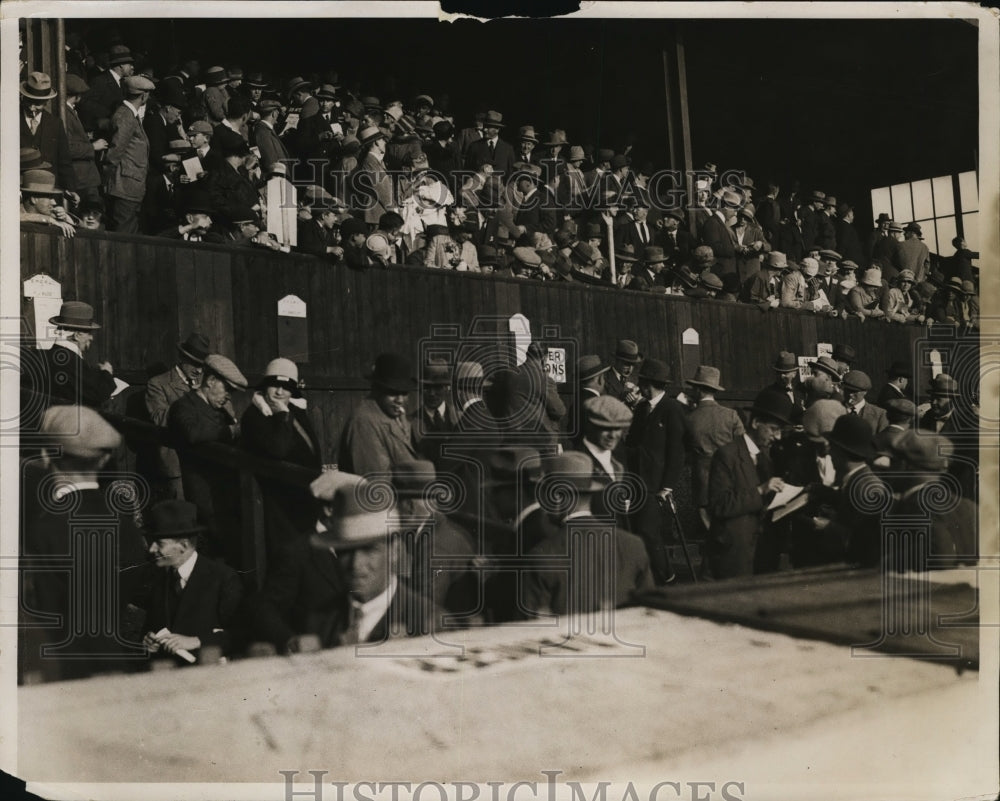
xmin=133 ymin=500 xmax=243 ymax=663
xmin=764 ymin=350 xmax=807 ymax=415
xmin=20 ymin=71 xmax=77 ymax=200
xmin=805 ymin=355 xmax=845 ymax=406
xmin=20 ymin=169 xmax=76 ymax=238
xmin=104 ymin=75 xmax=156 ymax=233
xmin=700 ymin=190 xmax=739 ymax=277
xmin=64 ymin=74 xmax=107 ymax=204
xmin=876 ymin=360 xmax=913 ymax=407
xmin=807 ymin=414 xmax=888 ymax=568
xmin=926 ymin=276 xmax=966 ymax=325
xmin=841 ymin=370 xmax=888 ymax=434
xmin=564 ymin=354 xmax=611 ymax=440
xmin=872 ymin=398 xmax=916 ymax=471
xmin=31 ymin=301 xmax=117 ymax=415
xmin=464 ymin=110 xmax=515 ymax=176
xmin=686 ymin=365 xmax=745 ymax=532
xmin=338 ymin=353 xmax=420 ymax=476
xmin=658 ymin=209 xmax=692 ymax=268
xmin=20 ymin=405 xmax=148 ymax=681
xmin=707 ymin=390 xmax=792 ymax=579
xmin=350 ymin=125 xmax=395 ymax=226
xmin=887 ymin=430 xmax=978 ymax=571
xmin=866 ymin=212 xmax=892 ymax=267
xmin=800 ymin=189 xmax=829 ymax=253
xmin=625 ymin=357 xmax=687 ymax=585
xmin=523 ymin=452 xmax=653 ymax=616
xmin=313 ymin=478 xmax=439 ymax=645
xmin=144 ymin=81 xmax=187 ymax=173
xmin=918 ymin=373 xmax=976 ymax=500
xmin=603 ymin=339 xmax=643 ymax=410
xmin=296 ymin=84 xmax=343 ymax=164
xmin=833 ymin=203 xmax=865 ymax=267
xmin=167 ymin=354 xmax=248 ymax=564
xmin=410 ymin=360 xmax=459 ymax=467
xmin=627 ymin=245 xmax=668 ymax=292
xmin=898 ymin=222 xmax=931 ymax=284
xmin=201 ymin=66 xmax=230 ymax=123
xmin=143 ymin=333 xmax=212 ymax=501
xmin=78 ymin=44 xmax=135 ymax=131
xmin=511 ymin=164 xmax=557 ymax=238
xmin=742 ymin=250 xmax=784 ymax=308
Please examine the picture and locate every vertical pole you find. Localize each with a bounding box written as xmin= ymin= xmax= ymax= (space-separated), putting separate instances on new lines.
xmin=675 ymin=28 xmax=695 ymax=239
xmin=662 ymin=46 xmax=678 ymax=174
xmin=55 ymin=20 xmax=67 ymax=129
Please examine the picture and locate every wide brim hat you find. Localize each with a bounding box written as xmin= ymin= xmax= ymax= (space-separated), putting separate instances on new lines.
xmin=577 ymin=354 xmax=610 ymax=383
xmin=519 ymin=125 xmax=539 ymax=143
xmin=144 ymin=500 xmax=206 ymax=539
xmin=637 ymin=358 xmax=670 ymax=385
xmin=366 ymin=353 xmax=418 ymax=393
xmin=643 ymin=246 xmax=666 ymax=265
xmin=614 ymin=339 xmax=642 ymax=363
xmin=203 ymin=354 xmax=248 ymax=391
xmin=811 ymin=356 xmax=842 ymax=380
xmin=750 ymin=389 xmax=793 ymax=425
xmin=21 ymin=169 xmax=63 ymax=196
xmin=204 ymin=66 xmax=229 ymax=86
xmin=482 ymin=110 xmax=505 ymax=128
xmin=315 ymin=84 xmax=338 ymax=100
xmin=41 ymin=405 xmax=121 ymax=458
xmin=358 ymin=125 xmax=387 ymax=147
xmin=177 ymin=332 xmax=210 ymax=365
xmin=107 ymin=45 xmax=134 ymax=66
xmin=258 ymin=357 xmax=301 ymax=395
xmin=807 ymin=190 xmax=826 ymax=203
xmin=513 ymin=246 xmax=542 ymax=267
xmin=311 ymin=477 xmax=398 ymax=551
xmin=245 ymin=72 xmax=269 ymax=88
xmin=928 ymin=374 xmax=960 ymax=397
xmin=420 ymin=360 xmax=453 ymax=385
xmin=886 ymin=360 xmax=912 ymax=379
xmin=20 ymin=147 xmax=51 ymax=171
xmin=567 ymin=145 xmax=585 ymax=162
xmin=686 ymin=365 xmax=725 ymax=393
xmin=772 ymin=350 xmax=798 ymax=373
xmin=49 ymin=300 xmax=100 ymax=330
xmin=539 ymin=452 xmax=605 ymax=493
xmin=543 ymin=130 xmax=568 ymax=147
xmin=826 ymin=414 xmax=876 ymax=461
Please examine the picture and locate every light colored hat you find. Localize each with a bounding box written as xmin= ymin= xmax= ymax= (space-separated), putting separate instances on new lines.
xmin=802 ymin=399 xmax=848 ymax=442
xmin=801 ymin=257 xmax=820 ymax=277
xmin=203 ymin=354 xmax=248 ymax=391
xmin=861 ymin=267 xmax=883 ymax=287
xmin=311 ymin=476 xmax=398 ymax=550
xmin=122 ymin=75 xmax=156 ymax=95
xmin=365 ymin=232 xmax=393 ymax=261
xmin=20 ymin=71 xmax=58 ymax=100
xmin=581 ymin=395 xmax=633 ymax=429
xmin=766 ymin=251 xmax=788 ymax=269
xmin=455 ymin=361 xmax=485 ymax=384
xmin=686 ymin=365 xmax=725 ymax=393
xmin=259 ymin=357 xmax=300 ymax=393
xmin=41 ymin=405 xmax=121 ymax=458
xmin=22 ymin=169 xmax=63 ymax=197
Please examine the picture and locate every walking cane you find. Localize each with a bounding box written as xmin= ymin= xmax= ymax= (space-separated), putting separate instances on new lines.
xmin=658 ymin=492 xmax=698 ymax=583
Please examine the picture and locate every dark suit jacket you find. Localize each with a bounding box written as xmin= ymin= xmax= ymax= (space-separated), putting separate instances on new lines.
xmin=410 ymin=402 xmax=460 ymax=467
xmin=141 ymin=173 xmax=183 ymax=233
xmin=21 ymin=110 xmax=76 ymax=192
xmin=241 ymin=400 xmax=323 ymax=535
xmin=64 ymin=104 xmax=102 ymax=193
xmin=250 ymin=537 xmax=348 ymax=651
xmin=890 ymin=484 xmax=977 ymax=570
xmin=144 ymin=366 xmax=192 ymax=480
xmin=700 ymin=213 xmax=737 ymax=275
xmin=522 ymin=515 xmax=654 ymax=614
xmin=77 ymin=69 xmax=123 ymax=131
xmin=253 ymin=121 xmax=291 ymax=174
xmin=143 ymin=110 xmax=184 ymax=173
xmin=167 ymin=391 xmax=240 ymax=559
xmin=465 ymin=136 xmax=516 ymax=177
xmin=854 ymin=402 xmax=889 ymax=435
xmin=296 ymin=218 xmax=338 ymax=257
xmin=815 ymin=466 xmax=890 ymax=568
xmin=136 ymin=553 xmax=243 ymax=656
xmin=626 ymin=394 xmax=688 ymax=519
xmin=834 ymin=218 xmax=865 ymax=265
xmin=707 ymin=435 xmax=767 ymax=578
xmin=617 ymin=220 xmax=657 ymax=255
xmin=658 ymin=228 xmax=693 ymax=267
xmin=35 ymin=342 xmax=117 ymax=411
xmin=513 ymin=189 xmax=558 ymax=237
xmin=776 ymin=221 xmax=805 ymax=263
xmin=686 ymin=399 xmax=745 ymax=507
xmin=204 ymin=161 xmax=260 ymax=222
xmin=876 ymin=381 xmax=910 ymax=407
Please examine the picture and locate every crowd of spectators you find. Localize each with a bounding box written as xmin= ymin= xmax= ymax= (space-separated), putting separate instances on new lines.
xmin=19 ymin=41 xmax=979 ymax=329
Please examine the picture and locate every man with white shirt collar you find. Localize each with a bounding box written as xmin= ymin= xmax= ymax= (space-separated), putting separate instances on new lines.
xmin=522 ymin=451 xmax=653 ymax=616
xmin=311 ymin=478 xmax=437 ymax=646
xmin=841 ymin=370 xmax=888 ymax=434
xmin=77 ymin=44 xmax=135 ymax=131
xmin=707 ymin=389 xmax=791 ymax=579
xmin=35 ymin=301 xmax=117 ymax=415
xmin=20 ymin=405 xmax=148 ymax=681
xmin=143 ymin=333 xmax=211 ymax=501
xmin=104 ymin=75 xmax=155 ymax=233
xmin=410 ymin=360 xmax=458 ymax=467
xmin=577 ymin=395 xmax=633 ymax=524
xmin=138 ymin=500 xmax=243 ymax=664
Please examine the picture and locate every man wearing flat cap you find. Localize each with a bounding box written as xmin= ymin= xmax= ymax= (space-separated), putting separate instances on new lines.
xmin=167 ymin=354 xmax=248 ymax=565
xmin=143 ymin=333 xmax=211 ymax=502
xmin=523 ymin=452 xmax=653 ymax=616
xmin=625 ymin=357 xmax=688 ymax=585
xmin=132 ymin=499 xmax=243 ymax=664
xmin=842 ymin=370 xmax=888 ymax=434
xmin=872 ymin=398 xmax=916 ymax=470
xmin=20 ymin=405 xmax=147 ymax=681
xmin=338 ymin=353 xmax=420 ymax=477
xmin=104 ymin=74 xmax=156 ymax=233
xmin=20 ymin=72 xmax=77 ymax=201
xmin=575 ymin=395 xmax=636 ymax=525
xmin=707 ymin=390 xmax=792 ymax=579
xmin=253 ymin=98 xmax=291 ymax=175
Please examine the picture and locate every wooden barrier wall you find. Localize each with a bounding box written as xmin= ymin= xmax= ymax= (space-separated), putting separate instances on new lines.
xmin=21 ymin=224 xmax=935 ymax=461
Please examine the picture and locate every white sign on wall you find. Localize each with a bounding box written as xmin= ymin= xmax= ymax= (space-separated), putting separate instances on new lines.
xmin=277 ymin=295 xmax=307 ymax=318
xmin=23 ymin=273 xmax=62 ymax=350
xmin=545 ymin=348 xmax=567 ymax=383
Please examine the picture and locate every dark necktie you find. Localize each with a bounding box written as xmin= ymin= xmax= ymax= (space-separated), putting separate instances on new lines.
xmin=489 ymin=140 xmax=496 ymax=158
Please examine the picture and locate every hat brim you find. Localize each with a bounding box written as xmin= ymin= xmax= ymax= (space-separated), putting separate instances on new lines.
xmin=772 ymin=365 xmax=798 ymax=373
xmin=20 ymin=86 xmax=58 ymax=100
xmin=177 ymin=343 xmax=208 ymax=365
xmin=148 ymin=524 xmax=206 ymax=539
xmin=826 ymin=434 xmax=875 ymax=461
xmin=258 ymin=376 xmax=302 ymax=396
xmin=686 ymin=379 xmax=725 ymax=393
xmin=580 ymin=366 xmax=611 ymax=382
xmin=615 ymin=354 xmax=642 ymax=364
xmin=370 ymin=378 xmax=418 ymax=393
xmin=23 ymin=184 xmax=64 ymax=196
xmin=49 ymin=316 xmax=100 ymax=330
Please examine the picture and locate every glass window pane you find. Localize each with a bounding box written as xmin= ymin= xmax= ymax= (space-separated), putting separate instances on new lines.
xmin=922 ymin=224 xmax=938 ymax=256
xmin=870 ymin=187 xmax=892 ymax=221
xmin=891 ymin=183 xmax=913 ymax=223
xmin=962 ymin=212 xmax=978 ymax=252
xmin=932 ymin=176 xmax=955 ymax=217
xmin=959 ymin=171 xmax=978 ymax=212
xmin=911 ymin=179 xmax=934 ymax=221
xmin=936 ymin=216 xmax=957 ymax=256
